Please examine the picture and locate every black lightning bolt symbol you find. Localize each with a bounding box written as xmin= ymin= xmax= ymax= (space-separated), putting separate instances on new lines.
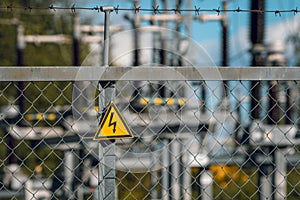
xmin=108 ymin=112 xmax=117 ymax=133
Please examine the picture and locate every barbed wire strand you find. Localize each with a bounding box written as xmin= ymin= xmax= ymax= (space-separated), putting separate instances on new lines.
xmin=0 ymin=4 xmax=299 ymax=16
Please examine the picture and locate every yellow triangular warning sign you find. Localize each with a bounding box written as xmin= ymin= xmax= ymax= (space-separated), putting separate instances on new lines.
xmin=93 ymin=101 xmax=133 ymax=140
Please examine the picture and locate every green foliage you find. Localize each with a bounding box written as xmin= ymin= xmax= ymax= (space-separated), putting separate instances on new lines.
xmin=0 ymin=0 xmax=89 ymax=181
xmin=191 ymin=167 xmax=259 ymax=200
xmin=0 ymin=1 xmax=89 ymax=107
xmin=287 ymin=167 xmax=300 ymax=200
xmin=117 ymin=171 xmax=152 ymax=199
xmin=212 ymin=168 xmax=258 ymax=200
xmin=0 ymin=25 xmax=16 ymax=66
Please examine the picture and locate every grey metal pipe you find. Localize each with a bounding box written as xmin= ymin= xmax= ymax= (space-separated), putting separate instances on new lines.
xmin=98 ymin=6 xmax=115 ymax=200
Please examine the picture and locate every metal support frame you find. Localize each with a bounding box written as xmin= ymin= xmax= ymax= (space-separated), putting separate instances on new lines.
xmin=170 ymin=139 xmax=182 ymax=199
xmin=0 ymin=66 xmax=300 ymax=199
xmin=274 ymin=149 xmax=287 ymax=200
xmin=0 ymin=66 xmax=300 ymax=81
xmin=64 ymin=150 xmax=75 ymax=199
xmin=97 ymin=6 xmax=115 ymax=200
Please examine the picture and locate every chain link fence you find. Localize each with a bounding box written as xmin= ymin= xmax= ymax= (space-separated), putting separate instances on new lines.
xmin=0 ymin=66 xmax=300 ymax=200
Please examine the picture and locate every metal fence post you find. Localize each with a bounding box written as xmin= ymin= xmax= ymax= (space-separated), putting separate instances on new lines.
xmin=274 ymin=149 xmax=286 ymax=200
xmin=162 ymin=139 xmax=170 ymax=200
xmin=98 ymin=6 xmax=115 ymax=200
xmin=200 ymin=170 xmax=213 ymax=200
xmin=64 ymin=150 xmax=75 ymax=199
xmin=259 ymin=164 xmax=272 ymax=200
xmin=171 ymin=139 xmax=181 ymax=199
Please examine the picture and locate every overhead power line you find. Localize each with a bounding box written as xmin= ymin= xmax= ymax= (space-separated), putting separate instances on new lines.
xmin=0 ymin=4 xmax=299 ymax=16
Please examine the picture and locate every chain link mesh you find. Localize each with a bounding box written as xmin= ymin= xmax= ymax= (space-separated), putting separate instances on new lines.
xmin=0 ymin=74 xmax=300 ymax=200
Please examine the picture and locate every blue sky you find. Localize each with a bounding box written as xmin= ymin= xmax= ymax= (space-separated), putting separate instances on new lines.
xmin=77 ymin=0 xmax=300 ymax=66
xmin=75 ymin=1 xmax=300 ymax=128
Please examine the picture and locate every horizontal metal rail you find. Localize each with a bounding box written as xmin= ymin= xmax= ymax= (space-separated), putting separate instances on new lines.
xmin=0 ymin=66 xmax=299 ymax=81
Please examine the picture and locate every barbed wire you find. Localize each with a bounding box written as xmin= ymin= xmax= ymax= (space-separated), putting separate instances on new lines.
xmin=0 ymin=4 xmax=299 ymax=16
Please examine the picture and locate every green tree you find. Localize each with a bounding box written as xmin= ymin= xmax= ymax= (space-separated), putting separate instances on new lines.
xmin=0 ymin=0 xmax=89 ymax=179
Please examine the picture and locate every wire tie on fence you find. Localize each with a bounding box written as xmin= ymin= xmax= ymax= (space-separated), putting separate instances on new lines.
xmin=194 ymin=6 xmax=200 ymax=15
xmin=174 ymin=4 xmax=181 ymax=14
xmin=49 ymin=5 xmax=56 ymax=11
xmin=259 ymin=8 xmax=264 ymax=14
xmin=7 ymin=4 xmax=13 ymax=12
xmin=93 ymin=5 xmax=100 ymax=12
xmin=235 ymin=7 xmax=241 ymax=12
xmin=292 ymin=7 xmax=298 ymax=15
xmin=71 ymin=4 xmax=76 ymax=13
xmin=134 ymin=4 xmax=140 ymax=14
xmin=115 ymin=5 xmax=119 ymax=14
xmin=25 ymin=5 xmax=32 ymax=12
xmin=275 ymin=10 xmax=281 ymax=17
xmin=214 ymin=7 xmax=221 ymax=15
xmin=153 ymin=5 xmax=160 ymax=14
